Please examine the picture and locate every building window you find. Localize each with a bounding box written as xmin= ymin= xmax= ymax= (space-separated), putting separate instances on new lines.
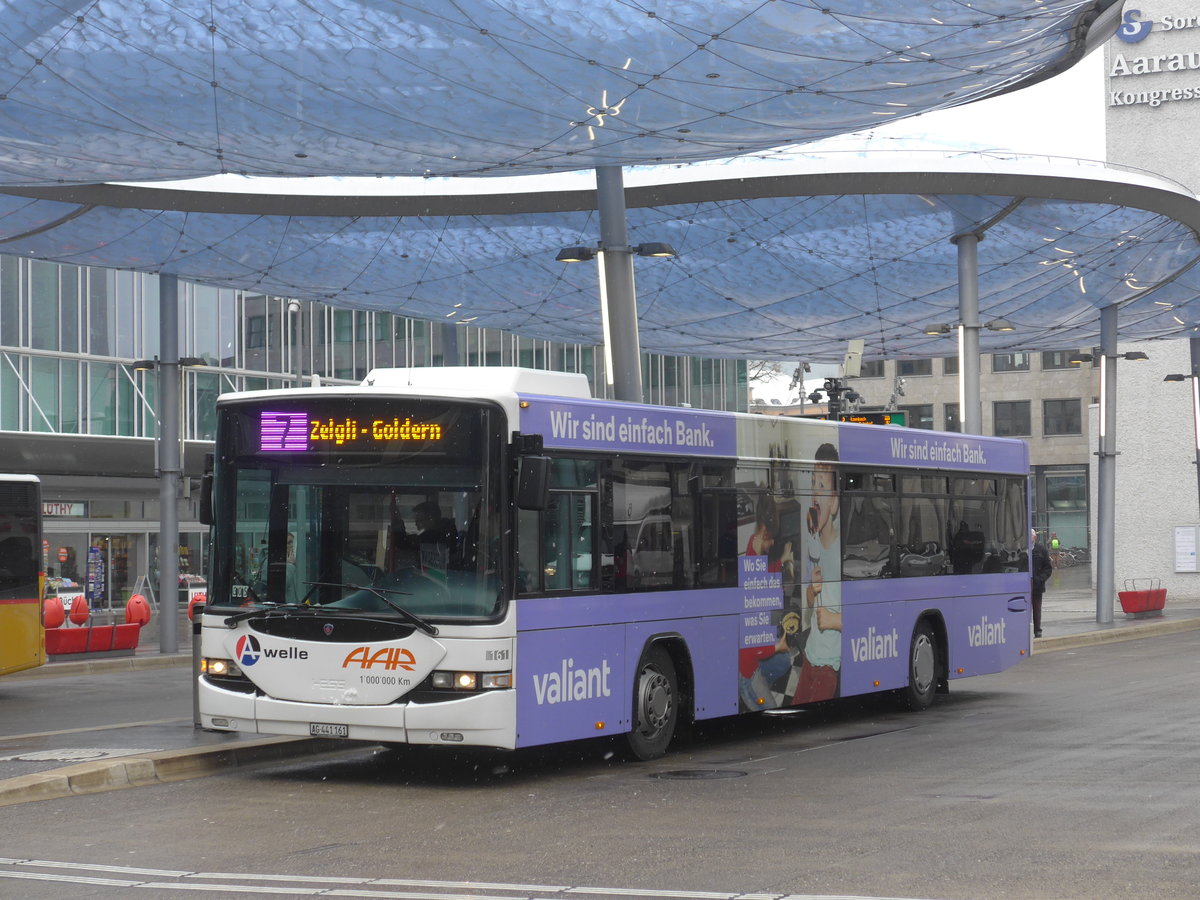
xmin=897 ymin=359 xmax=932 ymax=377
xmin=992 ymin=353 xmax=1030 ymax=373
xmin=858 ymin=359 xmax=885 ymax=378
xmin=944 ymin=403 xmax=960 ymax=433
xmin=1042 ymin=350 xmax=1079 ymax=370
xmin=994 ymin=400 xmax=1031 ymax=437
xmin=899 ymin=404 xmax=934 ymax=430
xmin=943 ymin=356 xmax=959 ymax=375
xmin=1043 ymin=398 xmax=1082 ymax=435
xmin=244 ymin=314 xmax=265 ymax=349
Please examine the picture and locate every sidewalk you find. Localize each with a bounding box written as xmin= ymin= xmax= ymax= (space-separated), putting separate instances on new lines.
xmin=4 ymin=572 xmax=1199 ymax=808
xmin=1034 ymin=564 xmax=1200 ymax=651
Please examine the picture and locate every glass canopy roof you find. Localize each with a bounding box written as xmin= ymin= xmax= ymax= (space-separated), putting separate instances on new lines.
xmin=3 ymin=156 xmax=1198 ymax=362
xmin=0 ymin=1 xmax=1117 ymax=183
xmin=3 ymin=0 xmax=1192 ymax=364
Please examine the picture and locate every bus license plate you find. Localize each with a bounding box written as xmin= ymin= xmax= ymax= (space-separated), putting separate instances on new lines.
xmin=309 ymin=722 xmax=349 ymax=738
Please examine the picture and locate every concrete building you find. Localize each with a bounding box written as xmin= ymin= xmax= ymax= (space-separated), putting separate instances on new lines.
xmin=1104 ymin=0 xmax=1200 ymax=601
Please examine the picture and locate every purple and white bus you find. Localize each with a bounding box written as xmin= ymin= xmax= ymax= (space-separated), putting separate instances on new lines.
xmin=197 ymin=368 xmax=1031 ymax=759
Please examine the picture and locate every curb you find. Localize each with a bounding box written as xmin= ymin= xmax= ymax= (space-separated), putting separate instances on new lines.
xmin=5 ymin=653 xmax=193 ymax=680
xmin=1033 ymin=615 xmax=1200 ymax=653
xmin=0 ymin=736 xmax=348 ymax=808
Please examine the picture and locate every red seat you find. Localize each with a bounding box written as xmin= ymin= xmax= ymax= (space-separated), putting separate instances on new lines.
xmin=46 ymin=628 xmax=88 ymax=655
xmin=86 ymin=625 xmax=115 ymax=652
xmin=112 ymin=623 xmax=141 ymax=650
xmin=43 ymin=595 xmax=65 ymax=629
xmin=125 ymin=594 xmax=151 ymax=627
xmin=68 ymin=595 xmax=89 ymax=626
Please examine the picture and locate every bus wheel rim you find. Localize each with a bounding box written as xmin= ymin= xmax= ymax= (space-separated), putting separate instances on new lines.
xmin=912 ymin=633 xmax=935 ymax=695
xmin=637 ymin=668 xmax=672 ymax=737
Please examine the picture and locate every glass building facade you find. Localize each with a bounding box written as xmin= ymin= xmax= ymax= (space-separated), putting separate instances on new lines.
xmin=0 ymin=256 xmax=748 ymax=610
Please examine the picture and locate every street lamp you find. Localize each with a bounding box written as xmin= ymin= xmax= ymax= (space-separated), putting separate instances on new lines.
xmin=556 ymin=237 xmax=678 ymax=401
xmin=922 ymin=318 xmax=1019 ymax=433
xmin=557 ymin=242 xmax=679 ymax=262
xmin=1070 ymin=350 xmax=1148 ymax=364
xmin=127 ymin=352 xmax=205 ymax=654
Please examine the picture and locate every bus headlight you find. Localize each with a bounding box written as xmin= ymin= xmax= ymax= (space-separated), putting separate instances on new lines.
xmin=202 ymin=657 xmax=241 ymax=677
xmin=430 ymin=670 xmax=512 ymax=691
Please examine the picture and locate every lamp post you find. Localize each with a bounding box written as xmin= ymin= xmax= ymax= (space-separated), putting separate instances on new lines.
xmin=922 ymin=318 xmax=1018 ymax=434
xmin=130 ymin=274 xmax=205 ymax=654
xmin=1070 ymin=309 xmax=1150 ymax=625
xmin=287 ymin=300 xmax=302 ymax=386
xmin=556 ymin=167 xmax=678 ymax=403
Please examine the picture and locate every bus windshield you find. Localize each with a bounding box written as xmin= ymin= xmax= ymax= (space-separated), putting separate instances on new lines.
xmin=209 ymin=397 xmax=503 ymax=620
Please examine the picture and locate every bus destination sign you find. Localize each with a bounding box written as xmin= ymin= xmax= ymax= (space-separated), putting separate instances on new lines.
xmin=802 ymin=411 xmax=907 ymax=426
xmin=259 ymin=410 xmax=444 ymax=451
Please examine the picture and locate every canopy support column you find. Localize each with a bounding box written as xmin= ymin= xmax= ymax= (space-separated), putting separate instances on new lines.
xmin=954 ymin=233 xmax=982 ymax=434
xmin=158 ymin=274 xmax=181 ymax=654
xmin=1095 ymin=304 xmax=1117 ymax=625
xmin=1192 ymin=337 xmax=1200 ymax=518
xmin=596 ymin=166 xmax=643 ymax=403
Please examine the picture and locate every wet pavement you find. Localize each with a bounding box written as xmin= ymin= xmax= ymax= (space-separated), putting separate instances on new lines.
xmin=2 ymin=565 xmax=1197 ymax=807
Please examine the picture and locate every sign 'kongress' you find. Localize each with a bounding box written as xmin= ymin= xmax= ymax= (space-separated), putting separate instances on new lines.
xmin=1110 ymin=8 xmax=1200 ymax=110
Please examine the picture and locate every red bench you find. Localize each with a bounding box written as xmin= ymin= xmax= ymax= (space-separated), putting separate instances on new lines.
xmin=1118 ymin=587 xmax=1167 ymax=617
xmin=45 ymin=623 xmax=142 ymax=657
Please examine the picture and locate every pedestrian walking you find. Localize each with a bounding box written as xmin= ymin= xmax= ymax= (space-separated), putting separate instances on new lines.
xmin=1031 ymin=529 xmax=1052 ymax=638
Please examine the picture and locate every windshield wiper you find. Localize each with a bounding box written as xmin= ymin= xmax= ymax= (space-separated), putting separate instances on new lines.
xmin=303 ymin=581 xmax=439 ymax=636
xmin=222 ymin=604 xmax=310 ymax=627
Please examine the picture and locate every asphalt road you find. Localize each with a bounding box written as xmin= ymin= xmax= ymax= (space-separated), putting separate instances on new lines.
xmin=2 ymin=633 xmax=1200 ymax=900
xmin=0 ymin=665 xmax=232 ymax=781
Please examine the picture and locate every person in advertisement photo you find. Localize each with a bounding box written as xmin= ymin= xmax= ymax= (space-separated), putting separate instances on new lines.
xmin=793 ymin=442 xmax=843 ymax=704
xmin=737 ymin=432 xmax=842 ymax=712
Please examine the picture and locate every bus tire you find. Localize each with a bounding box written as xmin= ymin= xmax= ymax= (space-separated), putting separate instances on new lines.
xmin=626 ymin=645 xmax=677 ymax=761
xmin=899 ymin=620 xmax=938 ymax=711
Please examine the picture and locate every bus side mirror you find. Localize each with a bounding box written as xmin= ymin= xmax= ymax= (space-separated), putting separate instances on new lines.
xmin=516 ymin=456 xmax=550 ymax=511
xmin=198 ymin=474 xmax=214 ymax=525
xmin=198 ymin=452 xmax=214 ymax=526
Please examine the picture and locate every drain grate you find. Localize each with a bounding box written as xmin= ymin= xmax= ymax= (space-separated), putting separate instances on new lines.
xmin=0 ymin=748 xmax=162 ymax=762
xmin=650 ymin=769 xmax=747 ymax=780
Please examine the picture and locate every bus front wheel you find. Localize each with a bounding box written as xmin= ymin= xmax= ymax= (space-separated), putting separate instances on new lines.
xmin=626 ymin=646 xmax=677 ymax=761
xmin=900 ymin=621 xmax=938 ymax=711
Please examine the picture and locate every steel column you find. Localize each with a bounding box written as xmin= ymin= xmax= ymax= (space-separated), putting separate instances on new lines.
xmin=1095 ymin=304 xmax=1117 ymax=625
xmin=158 ymin=274 xmax=181 ymax=653
xmin=596 ymin=166 xmax=643 ymax=403
xmin=1191 ymin=337 xmax=1200 ymax=519
xmin=955 ymin=233 xmax=982 ymax=434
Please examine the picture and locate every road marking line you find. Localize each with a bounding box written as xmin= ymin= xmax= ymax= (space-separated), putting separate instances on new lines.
xmin=0 ymin=858 xmax=949 ymax=900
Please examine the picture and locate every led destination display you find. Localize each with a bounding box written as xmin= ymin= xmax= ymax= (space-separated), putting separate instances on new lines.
xmin=220 ymin=397 xmax=489 ymax=462
xmin=259 ymin=411 xmax=445 ymax=451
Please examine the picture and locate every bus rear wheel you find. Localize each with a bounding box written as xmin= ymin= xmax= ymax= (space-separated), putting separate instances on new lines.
xmin=626 ymin=646 xmax=677 ymax=761
xmin=899 ymin=621 xmax=938 ymax=711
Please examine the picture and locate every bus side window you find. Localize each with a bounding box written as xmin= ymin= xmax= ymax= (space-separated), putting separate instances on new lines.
xmin=541 ymin=492 xmax=595 ymax=592
xmin=519 ymin=457 xmax=599 ymax=595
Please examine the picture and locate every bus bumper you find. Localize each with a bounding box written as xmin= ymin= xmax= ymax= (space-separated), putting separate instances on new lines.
xmin=198 ymin=679 xmax=517 ymax=749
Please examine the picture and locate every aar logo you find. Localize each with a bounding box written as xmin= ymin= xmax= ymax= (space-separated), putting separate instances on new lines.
xmin=236 ymin=634 xmax=262 ymax=667
xmin=1118 ymin=9 xmax=1153 ymax=44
